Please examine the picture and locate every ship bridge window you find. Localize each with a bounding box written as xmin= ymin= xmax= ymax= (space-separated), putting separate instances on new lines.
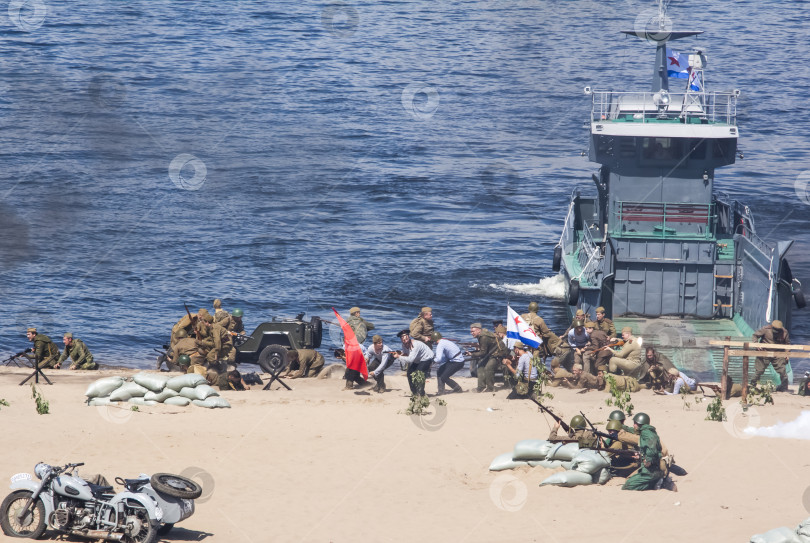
xmin=713 ymin=138 xmax=734 ymax=159
xmin=640 ymin=137 xmax=684 ymax=162
xmin=687 ymin=139 xmax=707 ymax=160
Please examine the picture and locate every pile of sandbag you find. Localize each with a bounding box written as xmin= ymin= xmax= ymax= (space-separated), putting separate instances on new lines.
xmin=489 ymin=439 xmax=611 ymax=487
xmin=85 ymin=373 xmax=231 ymax=409
xmin=751 ymin=517 xmax=810 ymax=543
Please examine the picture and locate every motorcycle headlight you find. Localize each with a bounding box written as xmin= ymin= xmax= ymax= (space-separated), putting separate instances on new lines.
xmin=154 ymin=506 xmax=163 ymax=521
xmin=34 ymin=463 xmax=51 ymax=480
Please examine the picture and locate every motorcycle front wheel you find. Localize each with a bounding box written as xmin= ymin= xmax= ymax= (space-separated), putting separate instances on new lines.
xmin=0 ymin=490 xmax=47 ymax=539
xmin=122 ymin=504 xmax=157 ymax=543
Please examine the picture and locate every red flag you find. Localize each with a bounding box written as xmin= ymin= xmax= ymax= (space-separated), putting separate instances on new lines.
xmin=333 ymin=308 xmax=367 ymax=380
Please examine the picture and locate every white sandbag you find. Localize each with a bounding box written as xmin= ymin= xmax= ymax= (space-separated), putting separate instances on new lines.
xmin=128 ymin=397 xmax=158 ymax=406
xmin=546 ymin=442 xmax=579 ymax=461
xmin=539 ymin=470 xmax=594 ymax=487
xmin=489 ymin=452 xmax=529 ymax=471
xmin=570 ymin=449 xmax=611 ymax=475
xmin=144 ymin=388 xmax=179 ymax=402
xmin=192 ymin=397 xmax=231 ymax=409
xmin=596 ymin=467 xmax=612 ymax=485
xmin=512 ymin=439 xmax=553 ymax=461
xmin=750 ymin=527 xmax=801 ymax=543
xmin=532 ymin=459 xmax=564 ymax=469
xmin=164 ymin=396 xmax=191 ymax=407
xmin=166 ymin=373 xmax=207 ymax=391
xmin=192 ymin=384 xmax=220 ymax=400
xmin=796 ymin=518 xmax=810 ymax=538
xmin=108 ymin=382 xmax=150 ymax=402
xmin=85 ymin=376 xmax=125 ymax=398
xmin=178 ymin=387 xmax=199 ymax=400
xmin=88 ymin=397 xmax=112 ymax=406
xmin=133 ymin=372 xmax=171 ymax=392
xmin=560 ymin=461 xmax=574 ymax=470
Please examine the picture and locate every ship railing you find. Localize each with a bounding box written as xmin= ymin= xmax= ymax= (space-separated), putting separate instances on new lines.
xmin=575 ymin=223 xmax=602 ymax=286
xmin=613 ymin=201 xmax=714 ymax=239
xmin=590 ymin=90 xmax=738 ymax=125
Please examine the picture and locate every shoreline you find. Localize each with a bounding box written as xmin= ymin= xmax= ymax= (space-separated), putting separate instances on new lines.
xmin=1 ymin=366 xmax=808 ymax=542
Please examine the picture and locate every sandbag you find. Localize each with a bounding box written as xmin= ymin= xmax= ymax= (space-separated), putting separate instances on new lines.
xmin=108 ymin=382 xmax=150 ymax=402
xmin=512 ymin=439 xmax=553 ymax=461
xmin=85 ymin=376 xmax=125 ymax=398
xmin=489 ymin=452 xmax=529 ymax=471
xmin=133 ymin=372 xmax=171 ymax=392
xmin=539 ymin=470 xmax=594 ymax=487
xmin=192 ymin=397 xmax=231 ymax=409
xmin=164 ymin=396 xmax=191 ymax=406
xmin=88 ymin=397 xmax=112 ymax=406
xmin=178 ymin=387 xmax=200 ymax=400
xmin=797 ymin=518 xmax=810 ymax=538
xmin=193 ymin=384 xmax=220 ymax=400
xmin=570 ymin=449 xmax=611 ymax=475
xmin=596 ymin=467 xmax=612 ymax=485
xmin=546 ymin=442 xmax=579 ymax=461
xmin=750 ymin=527 xmax=801 ymax=543
xmin=128 ymin=397 xmax=158 ymax=406
xmin=144 ymin=388 xmax=179 ymax=402
xmin=531 ymin=459 xmax=564 ymax=469
xmin=166 ymin=373 xmax=207 ymax=391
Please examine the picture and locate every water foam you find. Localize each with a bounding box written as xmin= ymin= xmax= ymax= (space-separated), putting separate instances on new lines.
xmin=487 ymin=274 xmax=567 ymax=300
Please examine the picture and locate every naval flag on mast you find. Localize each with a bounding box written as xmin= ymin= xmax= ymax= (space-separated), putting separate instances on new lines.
xmin=666 ymin=47 xmax=690 ymax=79
xmin=506 ymin=306 xmax=542 ymax=349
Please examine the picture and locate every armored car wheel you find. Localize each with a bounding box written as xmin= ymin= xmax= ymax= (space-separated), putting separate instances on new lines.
xmin=258 ymin=345 xmax=289 ymax=375
xmin=150 ymin=474 xmax=202 ymax=499
xmin=0 ymin=490 xmax=47 ymax=539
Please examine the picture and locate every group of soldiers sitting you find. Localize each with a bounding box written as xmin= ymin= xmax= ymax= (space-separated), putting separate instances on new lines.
xmin=161 ymin=299 xmax=251 ymax=390
xmin=548 ymin=408 xmax=676 ymax=491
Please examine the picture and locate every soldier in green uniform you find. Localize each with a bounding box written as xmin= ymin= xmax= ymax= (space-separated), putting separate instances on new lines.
xmin=622 ymin=413 xmax=664 ymax=491
xmin=548 ymin=415 xmax=599 ymax=448
xmin=25 ymin=328 xmax=60 ymax=369
xmin=57 ymin=333 xmax=97 ymax=370
xmin=346 ymin=307 xmax=375 ymax=344
xmin=604 ymin=420 xmax=640 ymax=477
xmin=168 ymin=329 xmax=202 ymax=370
xmin=213 ymin=298 xmax=232 ymax=331
xmin=286 ymin=349 xmax=325 ymax=378
xmin=521 ymin=302 xmax=560 ymax=357
xmin=607 ymin=409 xmax=635 ymax=434
xmin=469 ymin=322 xmax=499 ymax=392
xmin=594 ymin=306 xmax=617 ymax=338
xmin=409 ymin=307 xmax=435 ymax=346
xmin=170 ymin=313 xmax=196 ymax=348
xmin=751 ymin=320 xmax=790 ymax=392
xmin=229 ymin=308 xmax=246 ymax=334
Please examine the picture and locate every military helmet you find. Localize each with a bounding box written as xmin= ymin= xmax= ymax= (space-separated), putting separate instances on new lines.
xmin=633 ymin=412 xmax=650 ymax=426
xmin=232 ymin=308 xmax=243 ymax=318
xmin=176 ymin=329 xmax=188 ymax=339
xmin=177 ymin=354 xmax=191 ymax=365
xmin=608 ymin=410 xmax=626 ymax=422
xmin=569 ymin=415 xmax=586 ymax=429
xmin=528 ymin=301 xmax=539 ymax=312
xmin=574 ymin=320 xmax=584 ymax=328
xmin=431 ymin=331 xmax=442 ymax=342
xmin=606 ymin=420 xmax=623 ymax=432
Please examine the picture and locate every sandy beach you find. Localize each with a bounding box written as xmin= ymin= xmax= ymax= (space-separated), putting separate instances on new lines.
xmin=1 ymin=366 xmax=808 ymax=543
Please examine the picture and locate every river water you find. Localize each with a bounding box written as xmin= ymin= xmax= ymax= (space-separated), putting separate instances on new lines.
xmin=1 ymin=0 xmax=808 ymax=374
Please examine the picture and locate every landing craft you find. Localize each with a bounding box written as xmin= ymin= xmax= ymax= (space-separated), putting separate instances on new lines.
xmin=553 ymin=0 xmax=805 ymax=383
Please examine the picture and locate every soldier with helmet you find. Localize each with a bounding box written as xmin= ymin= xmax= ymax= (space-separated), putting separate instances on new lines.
xmin=409 ymin=307 xmax=436 ymax=346
xmin=621 ymin=412 xmax=664 ymax=491
xmin=346 ymin=307 xmax=375 ymax=345
xmin=521 ymin=301 xmax=560 ymax=357
xmin=548 ymin=415 xmax=598 ymax=448
xmin=433 ymin=332 xmax=465 ymax=395
xmin=229 ymin=308 xmax=245 ymax=334
xmin=166 ymin=328 xmax=200 ymax=371
xmin=751 ymin=319 xmax=791 ymax=392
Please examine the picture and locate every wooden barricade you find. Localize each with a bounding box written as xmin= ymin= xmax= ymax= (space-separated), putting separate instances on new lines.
xmin=708 ymin=338 xmax=810 ymax=403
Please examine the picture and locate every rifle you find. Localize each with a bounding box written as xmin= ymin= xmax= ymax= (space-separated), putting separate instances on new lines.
xmin=579 ymin=411 xmax=639 ymax=458
xmin=2 ymin=349 xmax=32 ymax=367
xmin=184 ymin=303 xmax=201 ymax=339
xmin=528 ymin=396 xmax=570 ymax=433
xmin=592 ymin=339 xmax=625 ymax=353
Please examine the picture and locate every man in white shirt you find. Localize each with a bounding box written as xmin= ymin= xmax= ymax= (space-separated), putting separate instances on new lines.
xmin=365 ymin=334 xmax=394 ymax=393
xmin=393 ymin=329 xmax=434 ymax=397
xmin=432 ymin=332 xmax=465 ymax=395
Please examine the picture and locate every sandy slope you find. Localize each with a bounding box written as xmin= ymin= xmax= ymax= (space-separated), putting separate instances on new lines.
xmin=1 ymin=366 xmax=808 ymax=543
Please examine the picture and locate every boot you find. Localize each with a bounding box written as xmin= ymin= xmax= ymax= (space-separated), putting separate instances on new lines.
xmin=775 ymin=381 xmax=788 ymax=393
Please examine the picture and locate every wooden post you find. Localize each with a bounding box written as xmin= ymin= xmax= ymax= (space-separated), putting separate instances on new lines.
xmin=720 ymin=336 xmax=730 ymax=400
xmin=741 ymin=341 xmax=750 ymax=404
